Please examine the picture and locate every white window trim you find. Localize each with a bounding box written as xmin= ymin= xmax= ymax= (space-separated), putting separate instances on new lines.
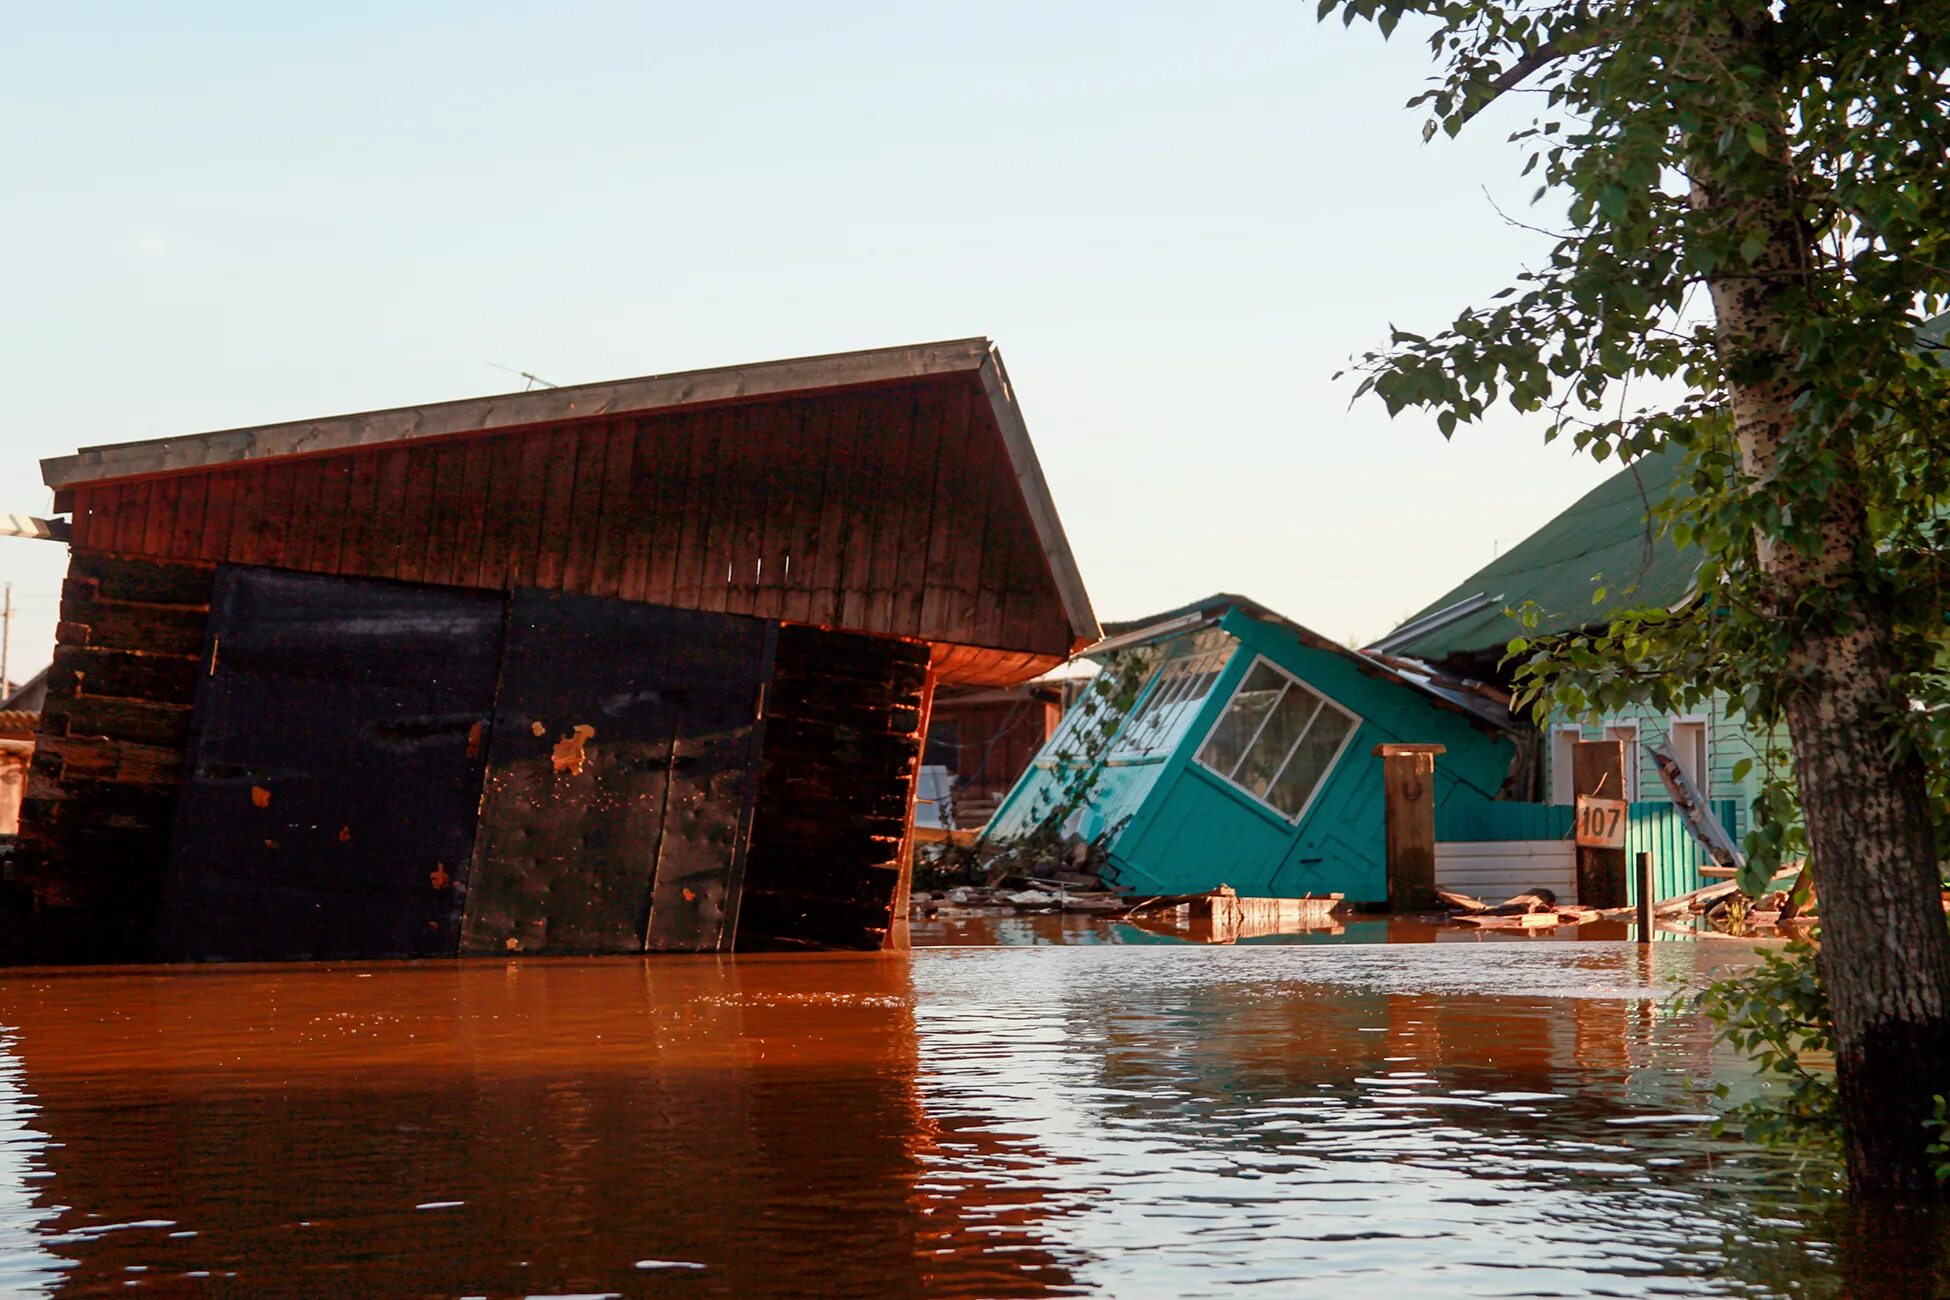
xmin=1667 ymin=713 xmax=1711 ymax=793
xmin=1192 ymin=654 xmax=1363 ymax=825
xmin=1549 ymin=722 xmax=1583 ymax=805
xmin=1113 ymin=645 xmax=1230 ymax=758
xmin=1601 ymin=719 xmax=1642 ymax=801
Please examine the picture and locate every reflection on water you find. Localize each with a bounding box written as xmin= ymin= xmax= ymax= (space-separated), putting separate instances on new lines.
xmin=0 ymin=933 xmax=1939 ymax=1296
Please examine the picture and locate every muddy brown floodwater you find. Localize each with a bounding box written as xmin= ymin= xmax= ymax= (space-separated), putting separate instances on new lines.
xmin=0 ymin=919 xmax=1945 ymax=1297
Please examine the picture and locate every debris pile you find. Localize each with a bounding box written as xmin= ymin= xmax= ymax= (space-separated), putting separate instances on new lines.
xmin=1436 ymin=887 xmax=1630 ymax=930
xmin=911 ymin=876 xmax=1126 ymax=918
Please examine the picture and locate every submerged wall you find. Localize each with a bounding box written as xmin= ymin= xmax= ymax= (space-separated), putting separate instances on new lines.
xmin=10 ymin=553 xmax=930 ymax=963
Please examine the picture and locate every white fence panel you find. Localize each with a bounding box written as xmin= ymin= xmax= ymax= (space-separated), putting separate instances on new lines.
xmin=1434 ymin=840 xmax=1577 ymax=905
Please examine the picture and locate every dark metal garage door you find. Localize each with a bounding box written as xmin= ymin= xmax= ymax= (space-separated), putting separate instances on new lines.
xmin=158 ymin=568 xmax=505 ymax=960
xmin=458 ymin=590 xmax=773 ymax=955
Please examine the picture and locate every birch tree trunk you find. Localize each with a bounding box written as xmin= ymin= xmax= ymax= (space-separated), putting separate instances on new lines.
xmin=1699 ymin=8 xmax=1950 ymax=1196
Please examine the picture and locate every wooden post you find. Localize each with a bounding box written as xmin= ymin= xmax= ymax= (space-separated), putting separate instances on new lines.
xmin=1574 ymin=740 xmax=1627 ymax=907
xmin=1374 ymin=743 xmax=1445 ymax=912
xmin=887 ymin=672 xmax=939 ymax=952
xmin=1636 ymin=850 xmax=1655 ymax=943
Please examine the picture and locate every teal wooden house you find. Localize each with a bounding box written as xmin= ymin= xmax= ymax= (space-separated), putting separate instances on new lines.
xmin=983 ymin=595 xmax=1520 ymax=900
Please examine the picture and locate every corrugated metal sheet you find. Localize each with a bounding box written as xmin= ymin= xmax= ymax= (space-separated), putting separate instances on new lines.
xmin=1625 ymin=800 xmax=1736 ymax=904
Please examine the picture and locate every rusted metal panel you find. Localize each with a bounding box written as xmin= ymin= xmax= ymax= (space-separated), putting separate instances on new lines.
xmin=158 ymin=567 xmax=504 ymax=961
xmin=460 ymin=591 xmax=771 ymax=956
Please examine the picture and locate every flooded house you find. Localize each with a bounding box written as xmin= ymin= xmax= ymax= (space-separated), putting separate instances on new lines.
xmin=981 ymin=594 xmax=1519 ymax=901
xmin=1372 ymin=444 xmax=1775 ymax=841
xmin=10 ymin=338 xmax=1098 ymax=963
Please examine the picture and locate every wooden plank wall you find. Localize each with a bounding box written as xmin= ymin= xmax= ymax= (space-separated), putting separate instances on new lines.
xmin=7 ymin=555 xmax=214 ymax=961
xmin=735 ymin=624 xmax=931 ymax=951
xmin=64 ymin=377 xmax=1072 ymax=666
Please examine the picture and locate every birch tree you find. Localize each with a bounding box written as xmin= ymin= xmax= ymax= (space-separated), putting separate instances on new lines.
xmin=1321 ymin=0 xmax=1950 ymax=1192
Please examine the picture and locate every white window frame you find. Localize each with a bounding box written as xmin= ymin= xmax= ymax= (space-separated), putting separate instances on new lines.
xmin=1549 ymin=723 xmax=1582 ymax=805
xmin=1192 ymin=654 xmax=1362 ymax=825
xmin=1112 ymin=643 xmax=1232 ymax=760
xmin=1667 ymin=714 xmax=1711 ymax=795
xmin=1602 ymin=719 xmax=1641 ymax=801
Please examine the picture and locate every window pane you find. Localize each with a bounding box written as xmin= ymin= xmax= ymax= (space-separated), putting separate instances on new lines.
xmin=1196 ymin=662 xmax=1285 ymax=778
xmin=1235 ymin=684 xmax=1323 ymax=798
xmin=1268 ymin=705 xmax=1356 ymax=817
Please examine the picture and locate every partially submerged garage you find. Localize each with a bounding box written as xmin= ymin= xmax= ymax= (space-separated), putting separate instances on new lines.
xmin=12 ymin=338 xmax=1096 ymax=962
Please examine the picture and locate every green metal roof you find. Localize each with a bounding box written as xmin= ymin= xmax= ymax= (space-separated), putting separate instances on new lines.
xmin=1376 ymin=444 xmax=1698 ymax=663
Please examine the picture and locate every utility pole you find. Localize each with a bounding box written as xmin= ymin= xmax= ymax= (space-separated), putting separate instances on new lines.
xmin=1 ymin=581 xmax=11 ymax=700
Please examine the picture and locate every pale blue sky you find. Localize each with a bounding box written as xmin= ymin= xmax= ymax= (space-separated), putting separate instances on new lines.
xmin=0 ymin=2 xmax=1611 ymax=679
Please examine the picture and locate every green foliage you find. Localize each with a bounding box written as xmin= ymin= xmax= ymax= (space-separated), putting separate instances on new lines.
xmin=1005 ymin=647 xmax=1157 ymax=870
xmin=1698 ymin=938 xmax=1950 ymax=1180
xmin=1695 ymin=939 xmax=1839 ymax=1154
xmin=1320 ymin=0 xmax=1950 ymax=897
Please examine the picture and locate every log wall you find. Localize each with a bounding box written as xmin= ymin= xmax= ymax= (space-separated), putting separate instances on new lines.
xmin=10 ymin=554 xmax=214 ymax=961
xmin=64 ymin=377 xmax=1071 ymax=670
xmin=736 ymin=624 xmax=932 ymax=951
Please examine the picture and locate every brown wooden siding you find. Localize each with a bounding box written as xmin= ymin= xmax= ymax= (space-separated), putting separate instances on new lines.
xmin=68 ymin=378 xmax=1071 ymax=675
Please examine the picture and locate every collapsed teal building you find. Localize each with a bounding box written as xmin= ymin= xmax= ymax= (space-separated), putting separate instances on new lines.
xmin=982 ymin=595 xmax=1522 ymax=901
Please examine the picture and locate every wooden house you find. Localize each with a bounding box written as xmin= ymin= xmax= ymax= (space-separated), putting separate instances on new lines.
xmin=982 ymin=595 xmax=1519 ymax=900
xmin=12 ymin=339 xmax=1097 ymax=962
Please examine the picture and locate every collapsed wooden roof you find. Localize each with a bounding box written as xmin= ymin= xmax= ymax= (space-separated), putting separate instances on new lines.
xmin=41 ymin=339 xmax=1098 ymax=685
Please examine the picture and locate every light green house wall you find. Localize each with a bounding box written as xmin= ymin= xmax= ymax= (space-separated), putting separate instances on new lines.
xmin=1543 ymin=690 xmax=1784 ymax=839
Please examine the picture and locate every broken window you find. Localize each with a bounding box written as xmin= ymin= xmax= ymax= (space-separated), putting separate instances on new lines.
xmin=1195 ymin=656 xmax=1361 ymax=820
xmin=1112 ymin=630 xmax=1235 ymax=759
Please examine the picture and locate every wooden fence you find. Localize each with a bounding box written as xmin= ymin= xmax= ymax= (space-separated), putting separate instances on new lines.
xmin=1434 ymin=799 xmax=1739 ymax=906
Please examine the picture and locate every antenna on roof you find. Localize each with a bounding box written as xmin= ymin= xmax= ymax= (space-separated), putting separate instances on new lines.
xmin=486 ymin=362 xmax=559 ymax=391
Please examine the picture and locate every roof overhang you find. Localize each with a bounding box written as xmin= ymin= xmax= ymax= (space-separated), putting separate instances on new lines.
xmin=41 ymin=337 xmax=1098 ymax=651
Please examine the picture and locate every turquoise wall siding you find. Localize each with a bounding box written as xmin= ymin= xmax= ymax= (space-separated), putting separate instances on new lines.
xmin=1435 ymin=801 xmax=1572 ymax=841
xmin=1102 ymin=611 xmax=1517 ymax=902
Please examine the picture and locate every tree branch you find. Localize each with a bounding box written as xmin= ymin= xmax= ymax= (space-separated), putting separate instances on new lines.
xmin=1461 ymin=25 xmax=1598 ymax=124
